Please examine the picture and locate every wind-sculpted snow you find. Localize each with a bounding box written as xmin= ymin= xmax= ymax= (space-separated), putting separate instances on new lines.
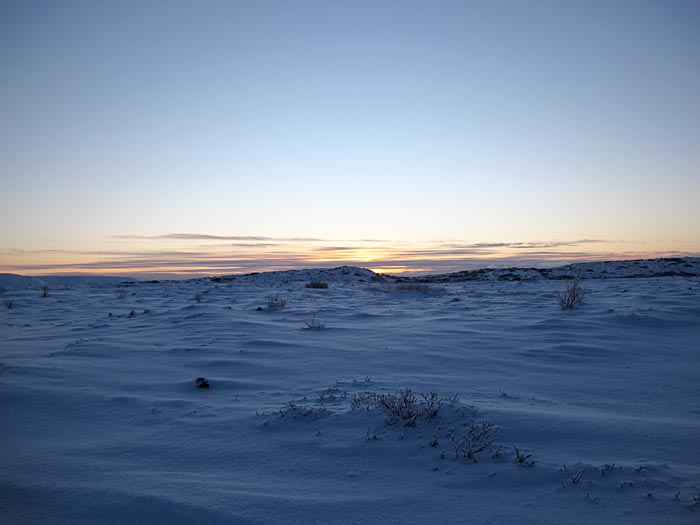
xmin=2 ymin=261 xmax=700 ymax=523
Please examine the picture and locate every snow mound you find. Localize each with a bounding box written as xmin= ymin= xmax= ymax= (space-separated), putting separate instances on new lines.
xmin=0 ymin=273 xmax=47 ymax=289
xmin=211 ymin=265 xmax=387 ymax=286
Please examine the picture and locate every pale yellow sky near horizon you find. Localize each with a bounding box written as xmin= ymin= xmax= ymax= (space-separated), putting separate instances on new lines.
xmin=1 ymin=235 xmax=697 ymax=278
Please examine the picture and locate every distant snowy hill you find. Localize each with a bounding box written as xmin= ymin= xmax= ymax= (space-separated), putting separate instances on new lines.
xmin=0 ymin=274 xmax=46 ymax=289
xmin=210 ymin=258 xmax=700 ymax=286
xmin=405 ymin=257 xmax=700 ymax=283
xmin=212 ymin=265 xmax=387 ymax=286
xmin=2 ymin=258 xmax=699 ymax=291
xmin=0 ymin=273 xmax=135 ymax=290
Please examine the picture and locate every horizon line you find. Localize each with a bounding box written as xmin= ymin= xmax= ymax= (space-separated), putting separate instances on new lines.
xmin=2 ymin=252 xmax=698 ymax=281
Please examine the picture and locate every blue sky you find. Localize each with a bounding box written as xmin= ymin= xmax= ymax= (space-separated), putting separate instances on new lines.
xmin=1 ymin=1 xmax=699 ymax=276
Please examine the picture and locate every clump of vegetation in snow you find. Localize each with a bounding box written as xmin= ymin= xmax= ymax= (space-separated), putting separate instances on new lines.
xmin=303 ymin=315 xmax=326 ymax=330
xmin=452 ymin=421 xmax=497 ymax=461
xmin=376 ymin=388 xmax=459 ymax=427
xmin=376 ymin=388 xmax=424 ymax=426
xmin=305 ymin=280 xmax=329 ymax=289
xmin=561 ymin=463 xmax=585 ymax=485
xmin=41 ymin=285 xmax=49 ymax=298
xmin=396 ymin=283 xmax=441 ymax=294
xmin=4 ymin=299 xmax=16 ymax=309
xmin=350 ymin=391 xmax=376 ymax=411
xmin=512 ymin=445 xmax=536 ymax=467
xmin=280 ymin=399 xmax=328 ymax=421
xmin=264 ymin=294 xmax=287 ymax=312
xmin=270 ymin=381 xmax=546 ymax=472
xmin=557 ymin=280 xmax=586 ymax=310
xmin=116 ymin=289 xmax=128 ymax=299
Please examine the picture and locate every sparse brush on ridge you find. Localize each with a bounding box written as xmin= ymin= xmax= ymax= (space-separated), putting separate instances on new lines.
xmin=305 ymin=280 xmax=328 ymax=289
xmin=396 ymin=283 xmax=440 ymax=294
xmin=264 ymin=294 xmax=287 ymax=312
xmin=557 ymin=280 xmax=585 ymax=310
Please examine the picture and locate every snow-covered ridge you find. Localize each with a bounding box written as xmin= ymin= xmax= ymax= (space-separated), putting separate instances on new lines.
xmin=1 ymin=258 xmax=698 ymax=291
xmin=405 ymin=257 xmax=700 ymax=283
xmin=0 ymin=273 xmax=133 ymax=290
xmin=211 ymin=265 xmax=387 ymax=286
xmin=214 ymin=257 xmax=700 ymax=286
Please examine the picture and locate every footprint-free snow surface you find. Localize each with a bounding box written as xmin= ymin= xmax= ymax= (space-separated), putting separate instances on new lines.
xmin=2 ymin=260 xmax=700 ymax=524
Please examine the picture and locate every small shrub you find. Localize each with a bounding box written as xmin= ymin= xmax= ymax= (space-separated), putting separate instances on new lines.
xmin=453 ymin=421 xmax=497 ymax=461
xmin=0 ymin=286 xmax=7 ymax=294
xmin=350 ymin=391 xmax=375 ymax=410
xmin=514 ymin=445 xmax=536 ymax=467
xmin=557 ymin=280 xmax=585 ymax=310
xmin=194 ymin=292 xmax=203 ymax=303
xmin=303 ymin=315 xmax=326 ymax=330
xmin=600 ymin=463 xmax=616 ymax=476
xmin=116 ymin=289 xmax=127 ymax=300
xmin=421 ymin=391 xmax=443 ymax=420
xmin=41 ymin=285 xmax=49 ymax=298
xmin=376 ymin=388 xmax=425 ymax=426
xmin=280 ymin=399 xmax=328 ymax=421
xmin=305 ymin=280 xmax=328 ymax=289
xmin=4 ymin=299 xmax=16 ymax=309
xmin=264 ymin=294 xmax=286 ymax=312
xmin=317 ymin=390 xmax=338 ymax=404
xmin=561 ymin=463 xmax=585 ymax=484
xmin=375 ymin=389 xmax=457 ymax=426
xmin=366 ymin=428 xmax=386 ymax=441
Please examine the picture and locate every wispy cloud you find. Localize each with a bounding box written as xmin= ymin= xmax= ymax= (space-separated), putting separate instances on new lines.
xmin=441 ymin=239 xmax=609 ymax=250
xmin=114 ymin=233 xmax=324 ymax=242
xmin=3 ymin=236 xmax=693 ymax=278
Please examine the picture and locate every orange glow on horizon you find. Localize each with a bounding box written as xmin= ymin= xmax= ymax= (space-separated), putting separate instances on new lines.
xmin=1 ymin=237 xmax=697 ymax=278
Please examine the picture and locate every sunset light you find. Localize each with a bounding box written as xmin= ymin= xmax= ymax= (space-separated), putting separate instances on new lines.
xmin=2 ymin=3 xmax=700 ymax=523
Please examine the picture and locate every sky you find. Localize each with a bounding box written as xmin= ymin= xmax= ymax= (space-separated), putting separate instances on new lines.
xmin=1 ymin=0 xmax=699 ymax=277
